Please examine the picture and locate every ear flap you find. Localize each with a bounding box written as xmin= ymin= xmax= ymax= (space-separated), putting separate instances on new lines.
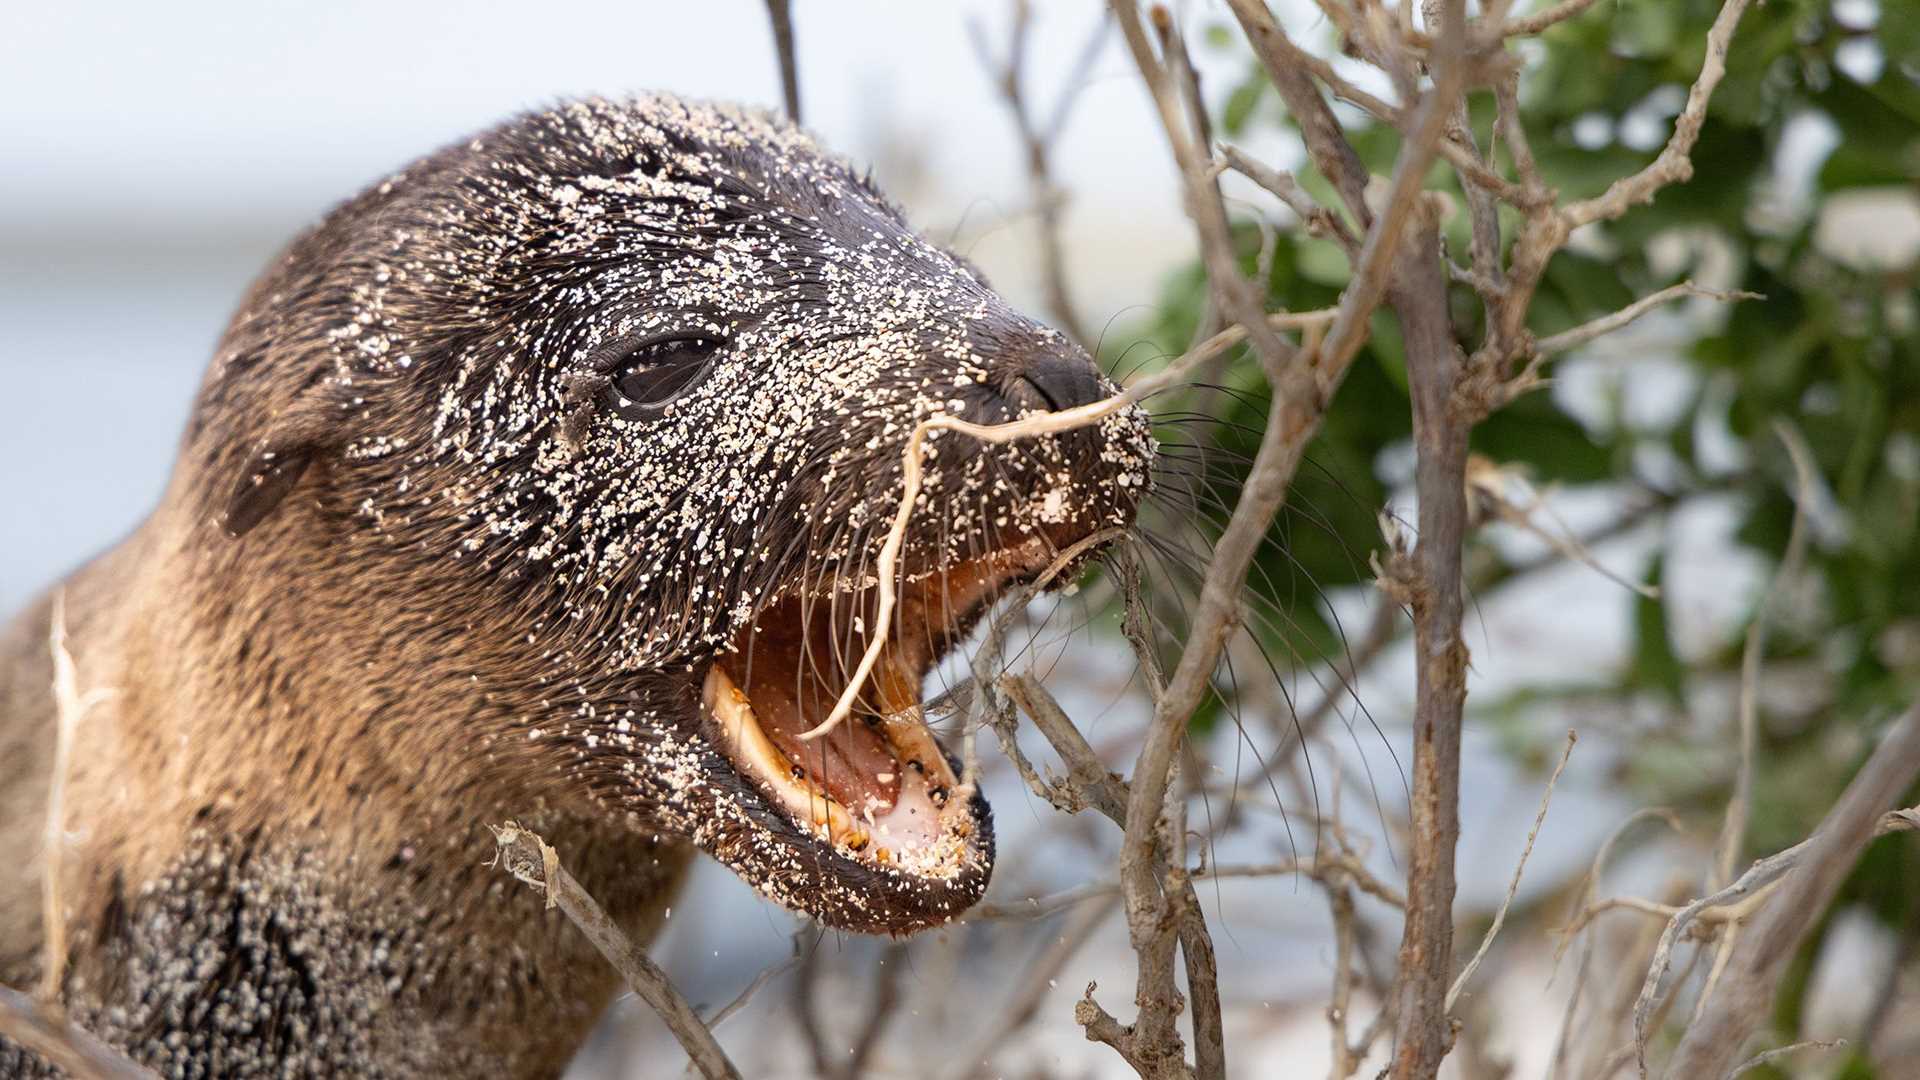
xmin=222 ymin=441 xmax=321 ymax=538
xmin=219 ymin=384 xmax=346 ymax=539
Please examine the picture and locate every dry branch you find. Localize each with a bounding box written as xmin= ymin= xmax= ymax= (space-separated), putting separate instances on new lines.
xmin=1723 ymin=1038 xmax=1847 ymax=1078
xmin=761 ymin=0 xmax=802 ymax=123
xmin=0 ymin=599 xmax=150 ymax=1079
xmin=491 ymin=823 xmax=741 ymax=1080
xmin=1561 ymin=0 xmax=1755 ymax=230
xmin=1660 ymin=704 xmax=1920 ymax=1077
xmin=1548 ymin=807 xmax=1683 ymax=1077
xmin=949 ymin=894 xmax=1122 ymax=1080
xmin=1500 ymin=0 xmax=1606 ymax=38
xmin=969 ymin=1 xmax=1106 ymax=345
xmin=1534 ymin=283 xmax=1763 ymax=358
xmin=1446 ymin=729 xmax=1575 ymax=1011
xmin=0 ymin=988 xmax=155 ymax=1080
xmin=1714 ymin=422 xmax=1817 ymax=886
xmin=1219 ymin=144 xmax=1357 ymax=253
xmin=831 ymin=0 xmax=1764 ymax=1075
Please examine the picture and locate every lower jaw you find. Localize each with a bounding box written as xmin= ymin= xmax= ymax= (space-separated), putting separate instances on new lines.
xmin=696 ymin=546 xmax=1061 ymax=877
xmin=702 ymin=664 xmax=980 ymax=877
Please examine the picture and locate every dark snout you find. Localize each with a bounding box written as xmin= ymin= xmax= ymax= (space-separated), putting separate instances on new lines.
xmin=1008 ymin=348 xmax=1111 ymax=413
xmin=984 ymin=329 xmax=1113 ymax=414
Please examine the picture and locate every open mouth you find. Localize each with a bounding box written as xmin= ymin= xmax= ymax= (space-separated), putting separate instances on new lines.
xmin=702 ymin=540 xmax=1053 ymax=877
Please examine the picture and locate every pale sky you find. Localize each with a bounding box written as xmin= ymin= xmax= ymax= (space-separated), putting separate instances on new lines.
xmin=1 ymin=0 xmax=1312 ymax=605
xmin=2 ymin=0 xmax=1285 ymax=314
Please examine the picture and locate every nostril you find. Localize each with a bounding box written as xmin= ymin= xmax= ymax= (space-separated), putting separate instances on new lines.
xmin=1014 ymin=373 xmax=1066 ymax=412
xmin=1008 ymin=352 xmax=1108 ymax=413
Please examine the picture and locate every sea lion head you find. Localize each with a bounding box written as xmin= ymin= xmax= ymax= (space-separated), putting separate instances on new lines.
xmin=198 ymin=95 xmax=1154 ymax=932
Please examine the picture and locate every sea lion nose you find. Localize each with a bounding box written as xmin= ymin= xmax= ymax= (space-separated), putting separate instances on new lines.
xmin=1008 ymin=348 xmax=1110 ymax=413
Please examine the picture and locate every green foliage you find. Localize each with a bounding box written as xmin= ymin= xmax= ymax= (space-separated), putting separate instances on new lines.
xmin=1631 ymin=555 xmax=1688 ymax=704
xmin=1136 ymin=0 xmax=1920 ymax=1008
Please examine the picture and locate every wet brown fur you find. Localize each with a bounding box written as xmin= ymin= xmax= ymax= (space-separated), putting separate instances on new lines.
xmin=0 ymin=94 xmax=1151 ymax=1077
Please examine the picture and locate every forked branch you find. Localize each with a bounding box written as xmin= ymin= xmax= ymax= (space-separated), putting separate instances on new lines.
xmin=491 ymin=823 xmax=741 ymax=1080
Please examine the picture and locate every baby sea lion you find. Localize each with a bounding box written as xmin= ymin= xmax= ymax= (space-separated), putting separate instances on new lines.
xmin=0 ymin=95 xmax=1153 ymax=1077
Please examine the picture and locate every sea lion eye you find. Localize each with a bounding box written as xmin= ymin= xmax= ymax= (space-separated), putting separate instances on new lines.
xmin=597 ymin=333 xmax=723 ymax=419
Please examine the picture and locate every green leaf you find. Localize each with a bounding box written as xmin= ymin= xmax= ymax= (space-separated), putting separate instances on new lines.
xmin=1222 ymin=73 xmax=1266 ymax=137
xmin=1294 ymin=237 xmax=1354 ymax=288
xmin=1834 ymin=1052 xmax=1880 ymax=1080
xmin=1815 ymin=75 xmax=1920 ymax=188
xmin=1627 ymin=554 xmax=1686 ymax=704
xmin=1474 ymin=398 xmax=1617 ymax=484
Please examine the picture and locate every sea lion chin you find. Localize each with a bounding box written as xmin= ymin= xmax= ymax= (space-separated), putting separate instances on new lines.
xmin=0 ymin=94 xmax=1154 ymax=1076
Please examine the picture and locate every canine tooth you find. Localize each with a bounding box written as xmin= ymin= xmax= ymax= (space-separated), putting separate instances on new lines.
xmin=882 ymin=714 xmax=959 ymax=789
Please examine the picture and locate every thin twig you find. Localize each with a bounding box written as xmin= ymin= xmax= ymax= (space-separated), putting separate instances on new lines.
xmin=42 ymin=593 xmax=103 ymax=1006
xmin=1446 ymin=729 xmax=1577 ymax=1010
xmin=1123 ymin=1 xmax=1297 ymax=377
xmin=0 ymin=988 xmax=155 ymax=1080
xmin=490 ymin=823 xmax=741 ymax=1080
xmin=1562 ymin=0 xmax=1756 ymax=229
xmin=1722 ymin=1038 xmax=1846 ymax=1078
xmin=1219 ymin=144 xmax=1358 ymax=254
xmin=1643 ymin=703 xmax=1920 ymax=1068
xmin=1660 ymin=705 xmax=1920 ymax=1077
xmin=761 ymin=0 xmax=802 ymax=123
xmin=1628 ymin=839 xmax=1807 ymax=1074
xmin=999 ymin=672 xmax=1129 ymax=824
xmin=1714 ymin=421 xmax=1817 ymax=886
xmin=966 ymin=525 xmax=1129 ymax=799
xmin=799 ymin=303 xmax=1328 ymax=745
xmin=1468 ymin=459 xmax=1660 ymax=599
xmin=1224 ymin=0 xmax=1374 ymax=229
xmin=1501 ymin=0 xmax=1606 ymax=37
xmin=1325 ymin=875 xmax=1364 ymax=1080
xmin=1547 ymin=808 xmax=1683 ymax=1080
xmin=1533 ymin=283 xmax=1762 ymax=359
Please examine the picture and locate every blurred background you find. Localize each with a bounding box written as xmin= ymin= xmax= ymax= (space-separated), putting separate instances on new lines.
xmin=4 ymin=1 xmax=1918 ymax=1076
